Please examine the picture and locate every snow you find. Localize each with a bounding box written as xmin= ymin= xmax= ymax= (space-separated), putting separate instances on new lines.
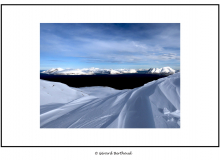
xmin=40 ymin=80 xmax=88 ymax=105
xmin=74 ymin=86 xmax=125 ymax=98
xmin=110 ymin=69 xmax=120 ymax=74
xmin=41 ymin=68 xmax=138 ymax=75
xmin=41 ymin=68 xmax=64 ymax=74
xmin=55 ymin=69 xmax=94 ymax=75
xmin=41 ymin=67 xmax=177 ymax=75
xmin=40 ymin=72 xmax=180 ymax=128
xmin=148 ymin=67 xmax=176 ymax=74
xmin=129 ymin=69 xmax=137 ymax=73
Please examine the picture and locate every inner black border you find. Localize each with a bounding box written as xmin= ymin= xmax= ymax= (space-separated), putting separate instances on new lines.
xmin=1 ymin=4 xmax=219 ymax=147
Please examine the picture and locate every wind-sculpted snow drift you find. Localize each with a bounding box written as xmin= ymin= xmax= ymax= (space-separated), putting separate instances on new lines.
xmin=40 ymin=73 xmax=180 ymax=128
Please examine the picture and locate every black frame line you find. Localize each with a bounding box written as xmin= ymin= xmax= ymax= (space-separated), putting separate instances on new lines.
xmin=1 ymin=4 xmax=219 ymax=147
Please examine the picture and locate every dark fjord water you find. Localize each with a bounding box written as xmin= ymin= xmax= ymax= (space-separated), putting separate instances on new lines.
xmin=40 ymin=72 xmax=167 ymax=90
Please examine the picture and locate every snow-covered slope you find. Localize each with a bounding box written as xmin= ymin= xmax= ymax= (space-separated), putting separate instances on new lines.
xmin=40 ymin=73 xmax=180 ymax=128
xmin=74 ymin=86 xmax=125 ymax=98
xmin=148 ymin=67 xmax=175 ymax=74
xmin=40 ymin=80 xmax=88 ymax=105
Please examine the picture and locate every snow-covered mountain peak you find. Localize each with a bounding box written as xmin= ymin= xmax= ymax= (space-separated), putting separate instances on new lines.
xmin=41 ymin=68 xmax=64 ymax=74
xmin=148 ymin=67 xmax=175 ymax=74
xmin=41 ymin=67 xmax=177 ymax=75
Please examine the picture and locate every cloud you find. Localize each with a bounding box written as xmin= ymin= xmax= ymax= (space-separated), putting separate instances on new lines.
xmin=48 ymin=60 xmax=68 ymax=62
xmin=159 ymin=53 xmax=180 ymax=60
xmin=41 ymin=23 xmax=180 ymax=66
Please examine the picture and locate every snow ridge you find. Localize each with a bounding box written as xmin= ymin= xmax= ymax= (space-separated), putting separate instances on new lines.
xmin=40 ymin=72 xmax=180 ymax=128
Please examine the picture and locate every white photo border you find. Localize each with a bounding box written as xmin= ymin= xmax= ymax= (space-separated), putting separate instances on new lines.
xmin=1 ymin=4 xmax=219 ymax=147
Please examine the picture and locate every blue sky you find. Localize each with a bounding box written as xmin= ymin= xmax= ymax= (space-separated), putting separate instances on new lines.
xmin=40 ymin=23 xmax=180 ymax=70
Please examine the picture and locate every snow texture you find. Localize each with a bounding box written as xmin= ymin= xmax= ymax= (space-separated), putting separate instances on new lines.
xmin=40 ymin=72 xmax=180 ymax=128
xmin=40 ymin=80 xmax=87 ymax=105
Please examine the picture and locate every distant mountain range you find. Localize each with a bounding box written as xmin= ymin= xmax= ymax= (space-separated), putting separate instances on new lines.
xmin=41 ymin=67 xmax=178 ymax=75
xmin=147 ymin=67 xmax=176 ymax=74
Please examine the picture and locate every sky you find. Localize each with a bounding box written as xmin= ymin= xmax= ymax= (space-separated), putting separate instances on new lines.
xmin=40 ymin=23 xmax=180 ymax=70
